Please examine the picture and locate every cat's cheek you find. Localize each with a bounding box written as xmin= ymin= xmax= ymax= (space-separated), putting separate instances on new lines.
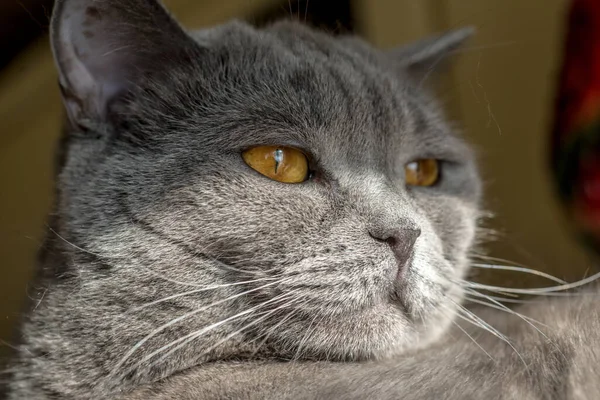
xmin=417 ymin=195 xmax=478 ymax=263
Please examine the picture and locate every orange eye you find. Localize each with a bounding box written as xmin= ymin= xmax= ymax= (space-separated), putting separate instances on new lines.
xmin=405 ymin=159 xmax=440 ymax=187
xmin=242 ymin=146 xmax=309 ymax=183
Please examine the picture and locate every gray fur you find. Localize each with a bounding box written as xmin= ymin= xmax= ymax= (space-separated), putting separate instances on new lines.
xmin=122 ymin=288 xmax=600 ymax=399
xmin=6 ymin=0 xmax=597 ymax=399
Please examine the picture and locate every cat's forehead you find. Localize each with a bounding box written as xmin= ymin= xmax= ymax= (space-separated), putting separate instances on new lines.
xmin=181 ymin=21 xmax=455 ymax=162
xmin=193 ymin=20 xmax=377 ymax=61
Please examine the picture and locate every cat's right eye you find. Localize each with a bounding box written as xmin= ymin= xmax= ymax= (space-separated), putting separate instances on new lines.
xmin=242 ymin=146 xmax=310 ymax=183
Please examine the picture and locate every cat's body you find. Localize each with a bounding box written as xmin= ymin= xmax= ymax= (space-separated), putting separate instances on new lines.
xmin=5 ymin=0 xmax=599 ymax=399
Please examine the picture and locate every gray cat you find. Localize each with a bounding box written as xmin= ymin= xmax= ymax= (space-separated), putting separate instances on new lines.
xmin=5 ymin=0 xmax=599 ymax=399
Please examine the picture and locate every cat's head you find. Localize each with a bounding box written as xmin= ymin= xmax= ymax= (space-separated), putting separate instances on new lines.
xmin=45 ymin=0 xmax=480 ymax=385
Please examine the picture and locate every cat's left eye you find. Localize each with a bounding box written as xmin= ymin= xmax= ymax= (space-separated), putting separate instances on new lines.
xmin=405 ymin=159 xmax=440 ymax=187
xmin=242 ymin=146 xmax=309 ymax=183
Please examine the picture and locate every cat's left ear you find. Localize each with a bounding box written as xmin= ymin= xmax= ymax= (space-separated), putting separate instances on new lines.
xmin=388 ymin=27 xmax=474 ymax=81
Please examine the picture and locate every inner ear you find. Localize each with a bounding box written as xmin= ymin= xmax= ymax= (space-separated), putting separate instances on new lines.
xmin=50 ymin=0 xmax=201 ymax=129
xmin=387 ymin=27 xmax=474 ymax=82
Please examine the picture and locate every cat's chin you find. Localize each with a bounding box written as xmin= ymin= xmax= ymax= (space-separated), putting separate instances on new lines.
xmin=264 ymin=286 xmax=464 ymax=362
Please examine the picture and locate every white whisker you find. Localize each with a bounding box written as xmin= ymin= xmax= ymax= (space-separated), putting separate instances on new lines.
xmin=451 ymin=300 xmax=527 ymax=367
xmin=475 ymin=296 xmax=547 ymax=304
xmin=48 ymin=226 xmax=117 ymax=259
xmin=465 ymin=294 xmax=548 ymax=332
xmin=462 ymin=271 xmax=600 ymax=295
xmin=470 ymin=263 xmax=567 ymax=284
xmin=453 ymin=304 xmax=508 ymax=342
xmin=129 ymin=277 xmax=278 ymax=312
xmin=292 ymin=309 xmax=327 ymax=361
xmin=110 ymin=279 xmax=287 ymax=374
xmin=158 ymin=293 xmax=304 ymax=366
xmin=250 ymin=299 xmax=306 ymax=357
xmin=451 ymin=320 xmax=495 ymax=361
xmin=137 ymin=292 xmax=298 ymax=370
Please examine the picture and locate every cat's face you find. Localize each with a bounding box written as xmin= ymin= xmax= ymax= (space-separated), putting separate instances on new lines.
xmin=49 ymin=0 xmax=480 ymax=375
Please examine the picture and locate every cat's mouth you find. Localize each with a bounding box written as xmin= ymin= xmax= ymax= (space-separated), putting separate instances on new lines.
xmin=385 ymin=253 xmax=415 ymax=311
xmin=388 ymin=251 xmax=461 ymax=321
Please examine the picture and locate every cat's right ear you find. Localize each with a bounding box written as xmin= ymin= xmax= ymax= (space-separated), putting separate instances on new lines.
xmin=389 ymin=27 xmax=474 ymax=82
xmin=50 ymin=0 xmax=200 ymax=129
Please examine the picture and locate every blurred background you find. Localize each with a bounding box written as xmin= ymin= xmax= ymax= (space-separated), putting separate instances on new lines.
xmin=0 ymin=0 xmax=591 ymax=359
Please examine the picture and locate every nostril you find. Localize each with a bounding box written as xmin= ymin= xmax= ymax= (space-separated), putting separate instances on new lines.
xmin=384 ymin=236 xmax=398 ymax=248
xmin=369 ymin=233 xmax=400 ymax=250
xmin=369 ymin=232 xmax=397 ymax=247
xmin=369 ymin=227 xmax=420 ymax=269
xmin=369 ymin=228 xmax=420 ymax=247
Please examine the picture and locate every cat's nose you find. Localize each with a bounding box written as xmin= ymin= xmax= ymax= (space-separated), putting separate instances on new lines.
xmin=369 ymin=226 xmax=421 ymax=268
